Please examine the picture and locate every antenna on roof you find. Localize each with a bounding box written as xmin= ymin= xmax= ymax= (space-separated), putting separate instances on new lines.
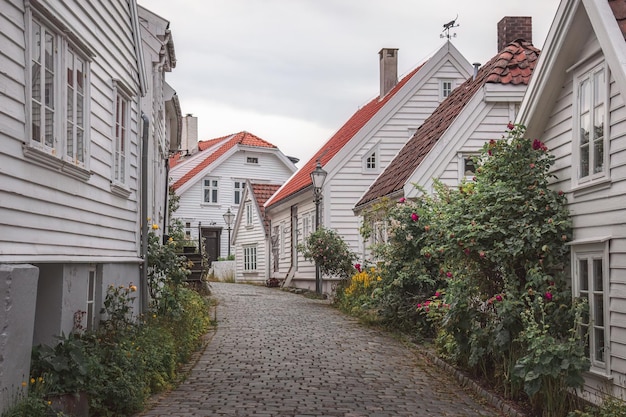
xmin=441 ymin=15 xmax=459 ymax=40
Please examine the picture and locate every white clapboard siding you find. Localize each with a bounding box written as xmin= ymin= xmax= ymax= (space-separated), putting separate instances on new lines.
xmin=323 ymin=61 xmax=469 ymax=258
xmin=535 ymin=43 xmax=626 ymax=395
xmin=174 ymin=148 xmax=295 ymax=259
xmin=233 ymin=200 xmax=267 ymax=282
xmin=0 ymin=0 xmax=144 ymax=262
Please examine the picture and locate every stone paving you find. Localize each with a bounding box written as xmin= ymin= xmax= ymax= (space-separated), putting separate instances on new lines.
xmin=138 ymin=282 xmax=504 ymax=417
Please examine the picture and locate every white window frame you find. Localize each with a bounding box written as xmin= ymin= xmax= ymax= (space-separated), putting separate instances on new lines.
xmin=112 ymin=82 xmax=131 ymax=188
xmin=458 ymin=153 xmax=478 ymax=182
xmin=203 ymin=178 xmax=219 ymax=204
xmin=440 ymin=79 xmax=454 ymax=100
xmin=25 ymin=6 xmax=93 ymax=180
xmin=362 ymin=145 xmax=380 ymax=173
xmin=243 ymin=245 xmax=258 ymax=272
xmin=234 ymin=180 xmax=244 ymax=205
xmin=571 ymin=240 xmax=610 ymax=376
xmin=246 ymin=156 xmax=259 ymax=164
xmin=245 ymin=202 xmax=253 ymax=226
xmin=86 ymin=268 xmax=96 ymax=331
xmin=573 ymin=60 xmax=609 ymax=187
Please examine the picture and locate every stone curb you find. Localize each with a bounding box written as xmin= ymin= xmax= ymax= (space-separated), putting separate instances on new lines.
xmin=417 ymin=348 xmax=527 ymax=417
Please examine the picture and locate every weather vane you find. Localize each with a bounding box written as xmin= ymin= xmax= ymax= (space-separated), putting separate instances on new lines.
xmin=441 ymin=15 xmax=459 ymax=39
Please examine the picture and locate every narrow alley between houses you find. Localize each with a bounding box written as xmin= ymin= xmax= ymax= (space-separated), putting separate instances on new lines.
xmin=138 ymin=282 xmax=505 ymax=417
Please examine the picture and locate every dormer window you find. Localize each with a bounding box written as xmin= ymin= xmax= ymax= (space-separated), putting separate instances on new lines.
xmin=246 ymin=156 xmax=259 ymax=164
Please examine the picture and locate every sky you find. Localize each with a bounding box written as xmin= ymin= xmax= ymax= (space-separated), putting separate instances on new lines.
xmin=138 ymin=1 xmax=561 ymax=166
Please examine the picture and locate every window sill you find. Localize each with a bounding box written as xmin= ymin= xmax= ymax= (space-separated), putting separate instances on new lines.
xmin=23 ymin=144 xmax=91 ymax=181
xmin=572 ymin=177 xmax=611 ymax=197
xmin=585 ymin=369 xmax=613 ymax=381
xmin=110 ymin=182 xmax=131 ymax=198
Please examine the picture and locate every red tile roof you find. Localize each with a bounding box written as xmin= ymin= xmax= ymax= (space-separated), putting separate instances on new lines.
xmin=264 ymin=64 xmax=423 ymax=208
xmin=171 ymin=131 xmax=277 ymax=190
xmin=609 ymin=0 xmax=626 ymax=38
xmin=250 ymin=183 xmax=282 ymax=235
xmin=355 ymin=40 xmax=540 ymax=209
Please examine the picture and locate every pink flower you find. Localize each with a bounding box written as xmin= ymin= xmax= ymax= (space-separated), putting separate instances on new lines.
xmin=417 ymin=303 xmax=422 ymax=309
xmin=425 ymin=300 xmax=431 ymax=306
xmin=545 ymin=292 xmax=553 ymax=301
xmin=446 ymin=272 xmax=453 ymax=278
xmin=399 ymin=197 xmax=406 ymax=203
xmin=434 ymin=291 xmax=441 ymax=298
xmin=507 ymin=122 xmax=515 ymax=130
xmin=464 ymin=248 xmax=470 ymax=256
xmin=354 ymin=263 xmax=361 ymax=272
xmin=411 ymin=213 xmax=419 ymax=222
xmin=495 ymin=294 xmax=503 ymax=302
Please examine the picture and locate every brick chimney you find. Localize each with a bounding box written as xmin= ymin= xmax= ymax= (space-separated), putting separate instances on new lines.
xmin=497 ymin=16 xmax=532 ymax=51
xmin=379 ymin=48 xmax=398 ymax=98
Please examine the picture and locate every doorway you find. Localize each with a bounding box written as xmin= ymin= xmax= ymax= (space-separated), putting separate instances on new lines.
xmin=201 ymin=227 xmax=222 ymax=263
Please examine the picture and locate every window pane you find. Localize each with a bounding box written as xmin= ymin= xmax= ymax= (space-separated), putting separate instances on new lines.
xmin=67 ymin=124 xmax=73 ymax=157
xmin=593 ymin=259 xmax=603 ymax=291
xmin=579 ymin=259 xmax=589 ymax=291
xmin=594 ymin=105 xmax=604 ymax=140
xmin=594 ymin=70 xmax=605 ymax=104
xmin=580 ymin=79 xmax=590 ymax=113
xmin=44 ymin=30 xmax=54 ymax=71
xmin=594 ymin=294 xmax=604 ymax=327
xmin=76 ymin=58 xmax=84 ymax=93
xmin=203 ymin=189 xmax=210 ymax=202
xmin=594 ymin=328 xmax=605 ymax=362
xmin=45 ymin=108 xmax=54 ymax=147
xmin=32 ymin=22 xmax=41 ymax=62
xmin=32 ymin=61 xmax=41 ymax=103
xmin=580 ymin=144 xmax=589 ymax=178
xmin=211 ymin=189 xmax=217 ymax=203
xmin=32 ymin=102 xmax=41 ymax=142
xmin=76 ymin=129 xmax=84 ymax=162
xmin=593 ymin=138 xmax=604 ymax=174
xmin=580 ymin=113 xmax=590 ymax=145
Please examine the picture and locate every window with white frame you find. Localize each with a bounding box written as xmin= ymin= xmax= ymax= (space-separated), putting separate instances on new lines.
xmin=245 ymin=202 xmax=253 ymax=226
xmin=27 ymin=10 xmax=91 ymax=176
xmin=113 ymin=88 xmax=129 ymax=184
xmin=86 ymin=268 xmax=96 ymax=331
xmin=246 ymin=156 xmax=259 ymax=164
xmin=234 ymin=181 xmax=244 ymax=204
xmin=573 ymin=242 xmax=609 ymax=374
xmin=576 ymin=63 xmax=607 ymax=183
xmin=243 ymin=245 xmax=257 ymax=271
xmin=363 ymin=147 xmax=379 ymax=172
xmin=203 ymin=178 xmax=218 ymax=203
xmin=302 ymin=214 xmax=310 ymax=239
xmin=459 ymin=154 xmax=477 ymax=181
xmin=440 ymin=80 xmax=453 ymax=100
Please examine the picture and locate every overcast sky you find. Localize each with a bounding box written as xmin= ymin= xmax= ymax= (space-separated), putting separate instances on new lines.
xmin=138 ymin=1 xmax=560 ymax=166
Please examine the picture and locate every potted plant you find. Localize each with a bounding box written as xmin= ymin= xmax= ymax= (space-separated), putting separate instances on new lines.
xmin=30 ymin=333 xmax=92 ymax=417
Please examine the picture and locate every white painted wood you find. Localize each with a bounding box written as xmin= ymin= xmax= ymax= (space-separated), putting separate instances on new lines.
xmin=518 ymin=1 xmax=626 ymax=401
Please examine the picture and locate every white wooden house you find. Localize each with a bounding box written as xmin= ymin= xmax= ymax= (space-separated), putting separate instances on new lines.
xmin=138 ymin=5 xmax=182 ymax=234
xmin=264 ymin=42 xmax=473 ymax=293
xmin=354 ymin=19 xmax=539 ymax=256
xmin=517 ymin=0 xmax=626 ymax=403
xmin=0 ymin=0 xmax=179 ymax=408
xmin=231 ymin=181 xmax=281 ymax=283
xmin=169 ymin=131 xmax=297 ymax=263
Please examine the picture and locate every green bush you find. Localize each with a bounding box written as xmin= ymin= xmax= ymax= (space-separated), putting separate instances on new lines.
xmin=298 ymin=227 xmax=357 ymax=280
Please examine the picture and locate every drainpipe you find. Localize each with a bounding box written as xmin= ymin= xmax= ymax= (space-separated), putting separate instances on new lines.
xmin=162 ymin=159 xmax=170 ymax=241
xmin=141 ymin=112 xmax=150 ymax=314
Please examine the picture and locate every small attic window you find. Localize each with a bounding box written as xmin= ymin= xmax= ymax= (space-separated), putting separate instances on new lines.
xmin=459 ymin=154 xmax=478 ymax=181
xmin=363 ymin=147 xmax=379 ymax=173
xmin=246 ymin=156 xmax=259 ymax=164
xmin=440 ymin=80 xmax=453 ymax=100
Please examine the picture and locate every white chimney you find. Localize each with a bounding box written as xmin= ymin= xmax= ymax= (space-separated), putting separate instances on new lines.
xmin=181 ymin=114 xmax=198 ymax=155
xmin=379 ymin=48 xmax=398 ymax=98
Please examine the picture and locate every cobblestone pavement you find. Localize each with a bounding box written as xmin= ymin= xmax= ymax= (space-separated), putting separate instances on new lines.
xmin=138 ymin=282 xmax=503 ymax=417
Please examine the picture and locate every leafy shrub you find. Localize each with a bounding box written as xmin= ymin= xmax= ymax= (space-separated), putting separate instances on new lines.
xmin=298 ymin=227 xmax=357 ymax=280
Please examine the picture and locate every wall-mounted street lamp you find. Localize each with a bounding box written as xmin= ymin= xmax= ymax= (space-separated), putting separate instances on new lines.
xmin=310 ymin=159 xmax=327 ymax=294
xmin=222 ymin=208 xmax=235 ymax=257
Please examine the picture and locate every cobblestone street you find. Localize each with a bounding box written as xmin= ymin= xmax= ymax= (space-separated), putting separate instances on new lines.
xmin=138 ymin=282 xmax=504 ymax=417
